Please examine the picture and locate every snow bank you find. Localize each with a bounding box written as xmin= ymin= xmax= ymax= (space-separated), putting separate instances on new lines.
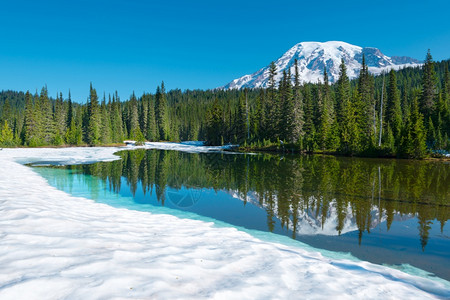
xmin=144 ymin=141 xmax=237 ymax=153
xmin=0 ymin=147 xmax=123 ymax=165
xmin=0 ymin=147 xmax=449 ymax=299
xmin=0 ymin=142 xmax=236 ymax=166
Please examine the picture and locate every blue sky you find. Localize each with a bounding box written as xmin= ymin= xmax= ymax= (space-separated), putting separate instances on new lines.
xmin=1 ymin=0 xmax=449 ymax=102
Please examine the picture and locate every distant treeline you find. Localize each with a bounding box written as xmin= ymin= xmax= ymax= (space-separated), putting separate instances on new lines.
xmin=0 ymin=51 xmax=449 ymax=158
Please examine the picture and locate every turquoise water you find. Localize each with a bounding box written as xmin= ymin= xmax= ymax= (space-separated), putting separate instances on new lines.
xmin=31 ymin=149 xmax=450 ymax=281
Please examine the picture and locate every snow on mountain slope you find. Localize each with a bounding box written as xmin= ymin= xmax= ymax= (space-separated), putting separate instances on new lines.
xmin=222 ymin=41 xmax=421 ymax=89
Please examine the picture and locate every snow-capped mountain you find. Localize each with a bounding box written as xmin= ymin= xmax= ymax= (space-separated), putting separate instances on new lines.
xmin=222 ymin=41 xmax=421 ymax=89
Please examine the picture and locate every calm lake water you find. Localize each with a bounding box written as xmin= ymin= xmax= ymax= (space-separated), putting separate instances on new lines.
xmin=32 ymin=149 xmax=450 ymax=280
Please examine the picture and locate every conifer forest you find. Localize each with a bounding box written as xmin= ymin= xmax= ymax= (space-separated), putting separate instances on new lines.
xmin=1 ymin=52 xmax=449 ymax=159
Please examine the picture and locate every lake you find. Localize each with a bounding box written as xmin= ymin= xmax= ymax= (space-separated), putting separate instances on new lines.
xmin=32 ymin=149 xmax=450 ymax=280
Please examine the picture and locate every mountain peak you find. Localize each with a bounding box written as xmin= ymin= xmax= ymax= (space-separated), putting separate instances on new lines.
xmin=222 ymin=41 xmax=421 ymax=89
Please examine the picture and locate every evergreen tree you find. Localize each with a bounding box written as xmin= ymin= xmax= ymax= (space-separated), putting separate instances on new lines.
xmin=278 ymin=70 xmax=287 ymax=140
xmin=53 ymin=92 xmax=66 ymax=145
xmin=67 ymin=90 xmax=73 ymax=128
xmin=169 ymin=117 xmax=180 ymax=142
xmin=377 ymin=73 xmax=388 ymax=147
xmin=400 ymin=96 xmax=427 ymax=158
xmin=292 ymin=59 xmax=304 ymax=144
xmin=0 ymin=98 xmax=12 ymax=126
xmin=32 ymin=91 xmax=44 ymax=145
xmin=317 ymin=68 xmax=334 ymax=150
xmin=225 ymin=101 xmax=234 ymax=143
xmin=426 ymin=116 xmax=436 ymax=148
xmin=401 ymin=87 xmax=410 ymax=120
xmin=0 ymin=120 xmax=14 ymax=146
xmin=383 ymin=123 xmax=395 ymax=154
xmin=435 ymin=111 xmax=444 ymax=149
xmin=64 ymin=103 xmax=77 ymax=143
xmin=23 ymin=91 xmax=39 ymax=146
xmin=146 ymin=96 xmax=157 ymax=141
xmin=253 ymin=89 xmax=265 ymax=139
xmin=110 ymin=92 xmax=124 ymax=143
xmin=100 ymin=97 xmax=112 ymax=144
xmin=65 ymin=116 xmax=82 ymax=145
xmin=12 ymin=118 xmax=21 ymax=146
xmin=303 ymin=85 xmax=316 ymax=151
xmin=266 ymin=62 xmax=279 ymax=140
xmin=443 ymin=64 xmax=450 ymax=109
xmin=205 ymin=98 xmax=223 ymax=145
xmin=348 ymin=90 xmax=363 ymax=154
xmin=336 ymin=59 xmax=350 ymax=124
xmin=386 ymin=69 xmax=403 ymax=147
xmin=440 ymin=65 xmax=450 ymax=139
xmin=128 ymin=91 xmax=142 ymax=141
xmin=358 ymin=55 xmax=376 ymax=146
xmin=336 ymin=59 xmax=360 ymax=154
xmin=329 ymin=118 xmax=341 ymax=150
xmin=236 ymin=91 xmax=248 ymax=144
xmin=87 ymin=83 xmax=101 ymax=145
xmin=420 ymin=50 xmax=438 ymax=118
xmin=140 ymin=94 xmax=148 ymax=138
xmin=39 ymin=86 xmax=55 ymax=144
xmin=72 ymin=104 xmax=84 ymax=145
xmin=155 ymin=82 xmax=169 ymax=140
xmin=280 ymin=70 xmax=296 ymax=143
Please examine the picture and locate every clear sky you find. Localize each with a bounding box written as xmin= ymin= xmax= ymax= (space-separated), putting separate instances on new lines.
xmin=1 ymin=0 xmax=449 ymax=102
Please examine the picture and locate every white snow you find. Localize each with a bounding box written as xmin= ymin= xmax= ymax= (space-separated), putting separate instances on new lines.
xmin=0 ymin=146 xmax=449 ymax=299
xmin=368 ymin=63 xmax=421 ymax=75
xmin=117 ymin=141 xmax=238 ymax=154
xmin=0 ymin=142 xmax=235 ymax=166
xmin=144 ymin=141 xmax=238 ymax=153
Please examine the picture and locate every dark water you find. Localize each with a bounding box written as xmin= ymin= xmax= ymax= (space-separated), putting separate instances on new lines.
xmin=33 ymin=149 xmax=450 ymax=280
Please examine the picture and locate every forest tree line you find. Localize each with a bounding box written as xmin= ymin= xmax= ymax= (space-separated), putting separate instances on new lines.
xmin=0 ymin=51 xmax=449 ymax=158
xmin=204 ymin=51 xmax=450 ymax=158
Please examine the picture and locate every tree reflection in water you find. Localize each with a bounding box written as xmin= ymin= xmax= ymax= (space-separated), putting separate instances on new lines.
xmin=65 ymin=149 xmax=449 ymax=251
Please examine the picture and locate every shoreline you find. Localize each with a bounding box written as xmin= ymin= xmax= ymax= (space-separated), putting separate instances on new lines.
xmin=3 ymin=141 xmax=450 ymax=161
xmin=234 ymin=147 xmax=450 ymax=162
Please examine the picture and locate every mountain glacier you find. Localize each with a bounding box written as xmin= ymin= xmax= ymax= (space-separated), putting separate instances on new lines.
xmin=222 ymin=41 xmax=421 ymax=89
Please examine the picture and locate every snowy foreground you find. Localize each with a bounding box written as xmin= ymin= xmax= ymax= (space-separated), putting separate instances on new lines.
xmin=0 ymin=145 xmax=449 ymax=299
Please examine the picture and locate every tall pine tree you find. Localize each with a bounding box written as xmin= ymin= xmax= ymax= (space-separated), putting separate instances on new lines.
xmin=266 ymin=62 xmax=279 ymax=140
xmin=87 ymin=83 xmax=101 ymax=145
xmin=155 ymin=82 xmax=169 ymax=141
xmin=39 ymin=86 xmax=55 ymax=144
xmin=420 ymin=50 xmax=437 ymax=118
xmin=386 ymin=69 xmax=403 ymax=147
xmin=292 ymin=59 xmax=304 ymax=144
xmin=358 ymin=55 xmax=376 ymax=147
